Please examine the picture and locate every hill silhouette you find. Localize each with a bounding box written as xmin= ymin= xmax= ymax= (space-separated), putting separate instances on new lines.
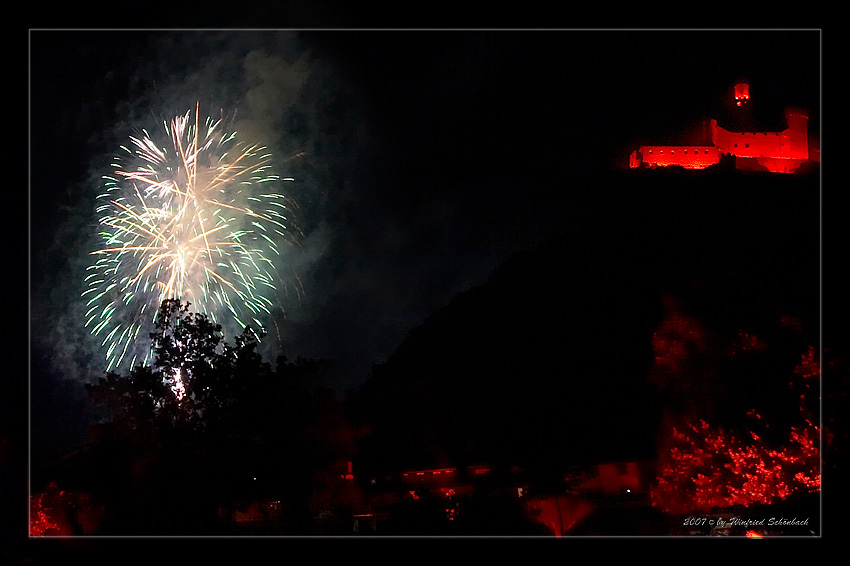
xmin=347 ymin=165 xmax=820 ymax=484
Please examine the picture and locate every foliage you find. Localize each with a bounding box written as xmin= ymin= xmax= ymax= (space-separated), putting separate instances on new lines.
xmin=652 ymin=416 xmax=820 ymax=515
xmin=649 ymin=301 xmax=821 ymax=515
xmin=86 ymin=299 xmax=267 ymax=435
xmin=75 ymin=299 xmax=355 ymax=534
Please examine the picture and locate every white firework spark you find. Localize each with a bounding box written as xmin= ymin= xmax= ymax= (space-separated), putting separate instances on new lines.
xmin=82 ymin=104 xmax=300 ymax=371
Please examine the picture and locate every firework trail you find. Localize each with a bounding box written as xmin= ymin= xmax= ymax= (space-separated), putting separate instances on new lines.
xmin=82 ymin=104 xmax=300 ymax=372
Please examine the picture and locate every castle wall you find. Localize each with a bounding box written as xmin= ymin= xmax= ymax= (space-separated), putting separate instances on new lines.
xmin=711 ymin=113 xmax=809 ymax=162
xmin=634 ymin=146 xmax=720 ymax=169
xmin=711 ymin=122 xmax=784 ymax=159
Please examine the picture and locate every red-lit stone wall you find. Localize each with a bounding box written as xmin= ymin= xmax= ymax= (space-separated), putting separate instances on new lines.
xmin=711 ymin=121 xmax=783 ymax=159
xmin=711 ymin=111 xmax=809 ymax=161
xmin=634 ymin=146 xmax=721 ymax=169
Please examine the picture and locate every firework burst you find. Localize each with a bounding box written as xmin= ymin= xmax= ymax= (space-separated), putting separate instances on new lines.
xmin=82 ymin=104 xmax=300 ymax=371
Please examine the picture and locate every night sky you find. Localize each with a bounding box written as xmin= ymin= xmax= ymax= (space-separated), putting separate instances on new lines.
xmin=27 ymin=29 xmax=821 ymax=457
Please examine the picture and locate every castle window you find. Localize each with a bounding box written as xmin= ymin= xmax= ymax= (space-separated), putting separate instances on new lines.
xmin=745 ymin=143 xmax=750 ymax=148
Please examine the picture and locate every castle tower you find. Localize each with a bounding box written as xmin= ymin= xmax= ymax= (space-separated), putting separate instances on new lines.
xmin=734 ymin=82 xmax=750 ymax=107
xmin=721 ymin=80 xmax=755 ymax=133
xmin=782 ymin=108 xmax=809 ymax=160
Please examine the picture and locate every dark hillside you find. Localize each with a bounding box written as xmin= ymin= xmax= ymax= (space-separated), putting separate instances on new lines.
xmin=348 ymin=165 xmax=820 ymax=482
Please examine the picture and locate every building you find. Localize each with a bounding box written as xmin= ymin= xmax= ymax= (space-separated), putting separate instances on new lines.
xmin=629 ymin=82 xmax=817 ymax=174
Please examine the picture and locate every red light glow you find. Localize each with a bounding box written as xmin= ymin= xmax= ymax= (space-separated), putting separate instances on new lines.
xmin=525 ymin=495 xmax=594 ymax=537
xmin=400 ymin=467 xmax=457 ymax=485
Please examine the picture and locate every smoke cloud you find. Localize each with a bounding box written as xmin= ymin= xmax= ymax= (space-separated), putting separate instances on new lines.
xmin=31 ymin=31 xmax=356 ymax=389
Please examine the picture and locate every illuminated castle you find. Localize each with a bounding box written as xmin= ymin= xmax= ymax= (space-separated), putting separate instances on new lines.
xmin=629 ymin=82 xmax=818 ymax=174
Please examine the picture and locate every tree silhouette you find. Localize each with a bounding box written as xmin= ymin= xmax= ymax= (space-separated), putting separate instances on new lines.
xmin=86 ymin=299 xmax=268 ymax=437
xmin=74 ymin=299 xmax=354 ymax=535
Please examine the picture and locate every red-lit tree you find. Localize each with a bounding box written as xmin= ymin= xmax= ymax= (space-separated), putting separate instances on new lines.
xmin=652 ymin=413 xmax=820 ymax=515
xmin=648 ymin=299 xmax=820 ymax=515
